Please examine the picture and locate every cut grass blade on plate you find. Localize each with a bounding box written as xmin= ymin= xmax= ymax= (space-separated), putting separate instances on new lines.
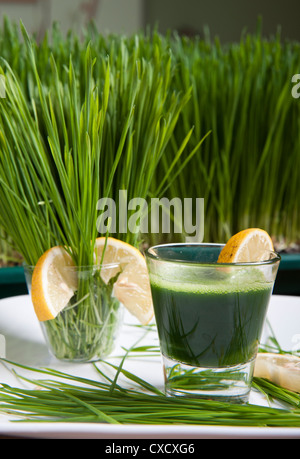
xmin=1 ymin=358 xmax=300 ymax=426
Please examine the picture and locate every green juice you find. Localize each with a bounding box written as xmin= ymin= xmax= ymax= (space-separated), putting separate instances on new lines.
xmin=150 ymin=275 xmax=272 ymax=368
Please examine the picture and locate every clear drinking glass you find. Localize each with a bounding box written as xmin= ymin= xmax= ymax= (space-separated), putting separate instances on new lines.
xmin=146 ymin=243 xmax=280 ymax=403
xmin=24 ymin=263 xmax=123 ymax=362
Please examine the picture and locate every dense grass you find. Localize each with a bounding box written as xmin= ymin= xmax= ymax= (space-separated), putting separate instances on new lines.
xmin=0 ymin=18 xmax=299 ymax=251
xmin=165 ymin=31 xmax=300 ymax=244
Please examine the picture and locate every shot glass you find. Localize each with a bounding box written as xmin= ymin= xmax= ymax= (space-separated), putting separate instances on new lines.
xmin=146 ymin=243 xmax=280 ymax=403
xmin=24 ymin=263 xmax=123 ymax=362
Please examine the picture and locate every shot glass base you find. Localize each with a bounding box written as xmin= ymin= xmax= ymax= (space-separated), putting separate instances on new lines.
xmin=162 ymin=355 xmax=255 ymax=404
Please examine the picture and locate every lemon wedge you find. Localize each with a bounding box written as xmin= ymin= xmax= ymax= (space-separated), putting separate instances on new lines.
xmin=254 ymin=352 xmax=300 ymax=393
xmin=217 ymin=228 xmax=274 ymax=263
xmin=95 ymin=237 xmax=153 ymax=325
xmin=31 ymin=246 xmax=77 ymax=322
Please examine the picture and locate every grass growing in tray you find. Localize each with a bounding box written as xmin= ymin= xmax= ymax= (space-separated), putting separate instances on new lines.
xmin=0 ymin=23 xmax=202 ymax=263
xmin=0 ymin=19 xmax=299 ymax=249
xmin=159 ymin=27 xmax=300 ymax=245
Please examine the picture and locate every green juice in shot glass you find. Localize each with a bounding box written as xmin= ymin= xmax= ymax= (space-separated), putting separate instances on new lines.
xmin=146 ymin=230 xmax=280 ymax=403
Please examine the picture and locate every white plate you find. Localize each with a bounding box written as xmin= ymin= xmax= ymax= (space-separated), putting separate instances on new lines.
xmin=0 ymin=294 xmax=299 ymax=439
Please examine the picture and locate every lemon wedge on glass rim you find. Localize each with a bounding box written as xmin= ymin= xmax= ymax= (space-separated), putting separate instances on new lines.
xmin=31 ymin=246 xmax=77 ymax=322
xmin=94 ymin=237 xmax=153 ymax=325
xmin=217 ymin=228 xmax=274 ymax=263
xmin=31 ymin=237 xmax=153 ymax=325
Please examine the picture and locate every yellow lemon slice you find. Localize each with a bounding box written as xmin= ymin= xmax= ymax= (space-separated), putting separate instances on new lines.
xmin=31 ymin=246 xmax=77 ymax=322
xmin=94 ymin=237 xmax=153 ymax=325
xmin=217 ymin=228 xmax=274 ymax=263
xmin=254 ymin=352 xmax=300 ymax=393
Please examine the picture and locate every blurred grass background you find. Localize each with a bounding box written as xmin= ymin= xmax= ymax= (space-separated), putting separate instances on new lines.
xmin=0 ymin=15 xmax=299 ymax=265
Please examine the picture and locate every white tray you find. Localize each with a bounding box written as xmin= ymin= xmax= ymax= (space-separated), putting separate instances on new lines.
xmin=0 ymin=294 xmax=299 ymax=439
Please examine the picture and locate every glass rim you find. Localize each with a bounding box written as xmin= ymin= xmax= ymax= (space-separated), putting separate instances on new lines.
xmin=145 ymin=242 xmax=281 ymax=267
